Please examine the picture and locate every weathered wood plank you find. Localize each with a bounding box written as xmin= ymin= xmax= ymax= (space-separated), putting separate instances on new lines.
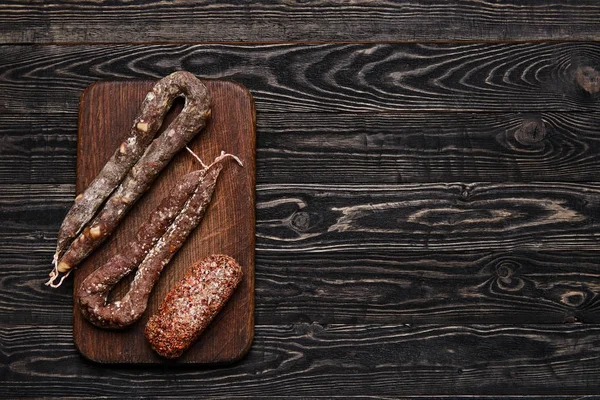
xmin=256 ymin=182 xmax=600 ymax=252
xmin=1 ymin=43 xmax=599 ymax=114
xmin=3 ymin=1 xmax=600 ymax=397
xmin=0 ymin=127 xmax=76 ymax=184
xmin=5 ymin=398 xmax=591 ymax=400
xmin=4 ymin=398 xmax=593 ymax=400
xmin=2 ymin=184 xmax=600 ymax=325
xmin=3 ymin=398 xmax=590 ymax=400
xmin=254 ymin=251 xmax=600 ymax=325
xmin=4 ymin=182 xmax=600 ymax=254
xmin=2 ymin=324 xmax=600 ymax=397
xmin=0 ymin=184 xmax=72 ymax=242
xmin=3 ymin=111 xmax=600 ymax=185
xmin=2 ymin=0 xmax=600 ymax=44
xmin=3 ymin=247 xmax=600 ymax=326
xmin=257 ymin=112 xmax=600 ymax=183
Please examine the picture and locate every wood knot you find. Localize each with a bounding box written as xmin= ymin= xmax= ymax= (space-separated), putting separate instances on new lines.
xmin=560 ymin=291 xmax=586 ymax=307
xmin=575 ymin=66 xmax=600 ymax=95
xmin=460 ymin=184 xmax=473 ymax=200
xmin=496 ymin=263 xmax=513 ymax=279
xmin=494 ymin=261 xmax=524 ymax=292
xmin=290 ymin=211 xmax=311 ymax=232
xmin=514 ymin=119 xmax=546 ymax=145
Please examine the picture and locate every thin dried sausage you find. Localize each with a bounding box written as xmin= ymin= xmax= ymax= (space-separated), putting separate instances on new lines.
xmin=48 ymin=71 xmax=211 ymax=288
xmin=77 ymin=152 xmax=242 ymax=329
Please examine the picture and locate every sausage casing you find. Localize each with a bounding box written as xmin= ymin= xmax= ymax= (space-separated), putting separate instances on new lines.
xmin=48 ymin=71 xmax=211 ymax=288
xmin=145 ymin=254 xmax=243 ymax=359
xmin=77 ymin=153 xmax=240 ymax=329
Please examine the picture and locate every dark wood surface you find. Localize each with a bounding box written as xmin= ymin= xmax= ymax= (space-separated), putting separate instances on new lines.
xmin=2 ymin=43 xmax=600 ymax=115
xmin=73 ymin=80 xmax=255 ymax=364
xmin=2 ymin=0 xmax=600 ymax=43
xmin=2 ymin=1 xmax=600 ymax=398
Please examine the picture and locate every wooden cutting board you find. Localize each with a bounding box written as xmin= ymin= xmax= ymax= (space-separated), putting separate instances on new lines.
xmin=73 ymin=79 xmax=255 ymax=364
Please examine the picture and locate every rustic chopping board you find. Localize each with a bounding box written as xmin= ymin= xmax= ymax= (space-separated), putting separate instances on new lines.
xmin=73 ymin=79 xmax=255 ymax=364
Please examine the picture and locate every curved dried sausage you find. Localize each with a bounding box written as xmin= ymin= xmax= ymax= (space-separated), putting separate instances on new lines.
xmin=77 ymin=153 xmax=241 ymax=329
xmin=48 ymin=71 xmax=211 ymax=288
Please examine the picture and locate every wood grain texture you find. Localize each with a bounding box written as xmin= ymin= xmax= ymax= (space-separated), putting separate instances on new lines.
xmin=0 ymin=397 xmax=594 ymax=400
xmin=2 ymin=324 xmax=600 ymax=397
xmin=2 ymin=0 xmax=600 ymax=44
xmin=2 ymin=184 xmax=600 ymax=326
xmin=0 ymin=122 xmax=76 ymax=184
xmin=6 ymin=248 xmax=600 ymax=327
xmin=257 ymin=112 xmax=600 ymax=183
xmin=73 ymin=80 xmax=255 ymax=363
xmin=1 ymin=43 xmax=600 ymax=115
xmin=253 ymin=251 xmax=600 ymax=325
xmin=4 ymin=111 xmax=600 ymax=185
xmin=6 ymin=182 xmax=600 ymax=254
xmin=256 ymin=182 xmax=600 ymax=252
xmin=2 ymin=4 xmax=600 ymax=395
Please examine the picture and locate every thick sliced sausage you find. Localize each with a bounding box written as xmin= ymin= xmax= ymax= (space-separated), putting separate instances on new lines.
xmin=145 ymin=254 xmax=243 ymax=359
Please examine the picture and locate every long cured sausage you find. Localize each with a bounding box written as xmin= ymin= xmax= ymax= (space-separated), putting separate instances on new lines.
xmin=77 ymin=152 xmax=242 ymax=329
xmin=48 ymin=71 xmax=211 ymax=288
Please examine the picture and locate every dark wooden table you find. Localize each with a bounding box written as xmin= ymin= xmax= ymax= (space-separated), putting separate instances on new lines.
xmin=2 ymin=1 xmax=600 ymax=398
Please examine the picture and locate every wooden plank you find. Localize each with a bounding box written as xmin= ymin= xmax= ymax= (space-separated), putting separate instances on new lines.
xmin=72 ymin=80 xmax=255 ymax=364
xmin=253 ymin=251 xmax=600 ymax=325
xmin=3 ymin=184 xmax=600 ymax=325
xmin=5 ymin=182 xmax=600 ymax=254
xmin=257 ymin=112 xmax=600 ymax=183
xmin=0 ymin=127 xmax=76 ymax=184
xmin=2 ymin=324 xmax=600 ymax=397
xmin=256 ymin=182 xmax=600 ymax=252
xmin=0 ymin=184 xmax=71 ymax=247
xmin=1 ymin=43 xmax=600 ymax=114
xmin=0 ymin=396 xmax=588 ymax=400
xmin=4 ymin=111 xmax=600 ymax=185
xmin=4 ymin=398 xmax=587 ymax=400
xmin=2 ymin=1 xmax=600 ymax=44
xmin=3 ymin=247 xmax=600 ymax=326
